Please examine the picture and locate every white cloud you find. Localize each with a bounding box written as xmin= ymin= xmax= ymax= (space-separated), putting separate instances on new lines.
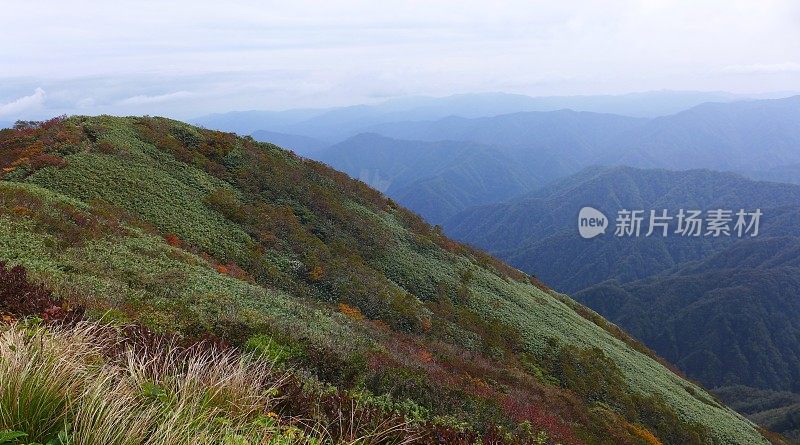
xmin=0 ymin=88 xmax=46 ymax=117
xmin=76 ymin=97 xmax=96 ymax=108
xmin=1 ymin=1 xmax=799 ymax=116
xmin=117 ymin=91 xmax=195 ymax=106
xmin=723 ymin=62 xmax=800 ymax=74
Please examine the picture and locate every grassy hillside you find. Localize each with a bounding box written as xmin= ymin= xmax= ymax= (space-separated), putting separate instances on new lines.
xmin=0 ymin=116 xmax=775 ymax=444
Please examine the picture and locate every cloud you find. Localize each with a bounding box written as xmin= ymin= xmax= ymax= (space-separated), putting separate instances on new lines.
xmin=2 ymin=1 xmax=799 ymax=116
xmin=117 ymin=91 xmax=195 ymax=106
xmin=76 ymin=97 xmax=96 ymax=108
xmin=0 ymin=88 xmax=46 ymax=117
xmin=723 ymin=62 xmax=800 ymax=74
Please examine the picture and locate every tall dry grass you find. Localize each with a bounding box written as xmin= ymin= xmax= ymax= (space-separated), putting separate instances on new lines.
xmin=0 ymin=321 xmax=321 ymax=445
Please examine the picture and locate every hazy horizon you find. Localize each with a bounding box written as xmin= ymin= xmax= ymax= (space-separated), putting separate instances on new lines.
xmin=2 ymin=0 xmax=799 ymax=121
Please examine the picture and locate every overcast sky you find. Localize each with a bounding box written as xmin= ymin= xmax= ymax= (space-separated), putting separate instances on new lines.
xmin=1 ymin=0 xmax=799 ymax=120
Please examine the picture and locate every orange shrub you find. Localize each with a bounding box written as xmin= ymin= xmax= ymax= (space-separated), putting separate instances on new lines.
xmin=225 ymin=262 xmax=253 ymax=282
xmin=308 ymin=265 xmax=325 ymax=282
xmin=417 ymin=348 xmax=434 ymax=364
xmin=164 ymin=233 xmax=181 ymax=247
xmin=628 ymin=424 xmax=663 ymax=445
xmin=338 ymin=303 xmax=365 ymax=321
xmin=420 ymin=317 xmax=432 ymax=333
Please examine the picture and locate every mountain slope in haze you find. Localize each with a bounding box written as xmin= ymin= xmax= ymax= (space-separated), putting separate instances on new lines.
xmin=366 ymin=109 xmax=645 ymax=151
xmin=192 ymin=108 xmax=324 ymax=135
xmin=606 ymin=96 xmax=800 ymax=175
xmin=319 ymin=133 xmax=537 ymax=223
xmin=250 ymin=129 xmax=329 ymax=156
xmin=324 ymin=97 xmax=799 ymax=213
xmin=745 ymin=163 xmax=800 ymax=185
xmin=356 ymin=110 xmax=645 ymax=190
xmin=314 ymin=111 xmax=645 ymax=223
xmin=0 ymin=116 xmax=772 ymax=445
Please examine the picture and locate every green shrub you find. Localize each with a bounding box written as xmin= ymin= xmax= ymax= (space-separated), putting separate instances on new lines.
xmin=244 ymin=334 xmax=302 ymax=366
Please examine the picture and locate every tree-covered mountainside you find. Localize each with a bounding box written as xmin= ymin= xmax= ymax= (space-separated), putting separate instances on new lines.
xmin=445 ymin=166 xmax=800 ymax=440
xmin=575 ymin=237 xmax=800 ymax=440
xmin=446 ymin=166 xmax=800 ymax=291
xmin=319 ymin=133 xmax=537 ymax=224
xmin=577 ymin=238 xmax=800 ymax=385
xmin=716 ymin=386 xmax=800 ymax=443
xmin=0 ymin=116 xmax=775 ymax=444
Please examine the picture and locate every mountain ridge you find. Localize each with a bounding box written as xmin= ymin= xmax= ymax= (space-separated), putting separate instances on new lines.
xmin=0 ymin=115 xmax=773 ymax=445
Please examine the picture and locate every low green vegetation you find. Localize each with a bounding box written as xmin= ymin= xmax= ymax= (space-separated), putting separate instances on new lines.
xmin=0 ymin=116 xmax=776 ymax=444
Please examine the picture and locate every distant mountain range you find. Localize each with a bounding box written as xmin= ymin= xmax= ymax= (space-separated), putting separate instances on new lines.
xmin=318 ymin=111 xmax=644 ymax=223
xmin=445 ymin=166 xmax=800 ymax=289
xmin=363 ymin=96 xmax=800 ymax=183
xmin=604 ymin=96 xmax=800 ymax=173
xmin=316 ymin=96 xmax=799 ymax=224
xmin=193 ymin=90 xmax=754 ymax=142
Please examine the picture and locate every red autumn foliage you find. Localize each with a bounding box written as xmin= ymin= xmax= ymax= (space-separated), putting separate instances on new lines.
xmin=0 ymin=117 xmax=77 ymax=176
xmin=0 ymin=261 xmax=83 ymax=322
xmin=0 ymin=261 xmax=58 ymax=317
xmin=501 ymin=394 xmax=583 ymax=445
xmin=224 ymin=262 xmax=252 ymax=282
xmin=164 ymin=233 xmax=182 ymax=247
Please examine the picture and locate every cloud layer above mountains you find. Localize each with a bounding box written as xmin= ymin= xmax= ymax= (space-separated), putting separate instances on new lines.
xmin=2 ymin=0 xmax=799 ymax=120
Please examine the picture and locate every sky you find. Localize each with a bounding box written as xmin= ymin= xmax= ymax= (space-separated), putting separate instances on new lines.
xmin=1 ymin=0 xmax=799 ymax=120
